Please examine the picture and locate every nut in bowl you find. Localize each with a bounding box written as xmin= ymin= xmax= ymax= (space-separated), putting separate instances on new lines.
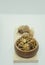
xmin=14 ymin=33 xmax=39 ymax=58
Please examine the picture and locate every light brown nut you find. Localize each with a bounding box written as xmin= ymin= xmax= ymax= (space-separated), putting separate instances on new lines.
xmin=18 ymin=25 xmax=30 ymax=34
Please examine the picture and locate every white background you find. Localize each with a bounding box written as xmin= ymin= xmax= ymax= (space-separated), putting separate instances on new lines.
xmin=0 ymin=0 xmax=45 ymax=14
xmin=0 ymin=15 xmax=45 ymax=65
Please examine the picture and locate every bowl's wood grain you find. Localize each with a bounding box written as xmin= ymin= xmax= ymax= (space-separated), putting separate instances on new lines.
xmin=14 ymin=42 xmax=39 ymax=58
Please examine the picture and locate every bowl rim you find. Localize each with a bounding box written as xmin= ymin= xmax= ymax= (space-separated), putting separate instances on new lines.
xmin=14 ymin=41 xmax=39 ymax=52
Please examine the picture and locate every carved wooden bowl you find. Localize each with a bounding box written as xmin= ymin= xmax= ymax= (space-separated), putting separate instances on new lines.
xmin=14 ymin=34 xmax=39 ymax=58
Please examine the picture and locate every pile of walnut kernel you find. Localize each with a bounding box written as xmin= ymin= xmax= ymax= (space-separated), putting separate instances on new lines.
xmin=16 ymin=25 xmax=37 ymax=51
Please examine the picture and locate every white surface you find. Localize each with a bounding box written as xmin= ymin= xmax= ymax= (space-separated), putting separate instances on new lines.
xmin=0 ymin=15 xmax=45 ymax=65
xmin=14 ymin=51 xmax=38 ymax=63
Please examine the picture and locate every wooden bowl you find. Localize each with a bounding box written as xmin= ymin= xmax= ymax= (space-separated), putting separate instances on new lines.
xmin=14 ymin=40 xmax=39 ymax=58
